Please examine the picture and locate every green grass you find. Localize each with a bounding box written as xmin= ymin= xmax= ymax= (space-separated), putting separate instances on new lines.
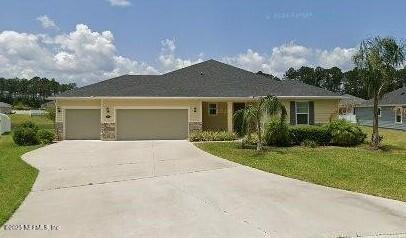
xmin=196 ymin=127 xmax=406 ymax=202
xmin=0 ymin=115 xmax=53 ymax=226
xmin=10 ymin=114 xmax=53 ymax=129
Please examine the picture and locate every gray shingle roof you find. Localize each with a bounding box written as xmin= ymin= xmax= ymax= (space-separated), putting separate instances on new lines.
xmin=56 ymin=59 xmax=340 ymax=98
xmin=339 ymin=94 xmax=366 ymax=106
xmin=360 ymin=87 xmax=406 ymax=106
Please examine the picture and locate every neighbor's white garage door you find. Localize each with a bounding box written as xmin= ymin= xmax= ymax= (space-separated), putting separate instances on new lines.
xmin=65 ymin=109 xmax=101 ymax=140
xmin=116 ymin=109 xmax=188 ymax=140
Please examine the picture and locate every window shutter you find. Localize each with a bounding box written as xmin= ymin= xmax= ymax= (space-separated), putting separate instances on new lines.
xmin=290 ymin=101 xmax=296 ymax=125
xmin=309 ymin=101 xmax=315 ymax=125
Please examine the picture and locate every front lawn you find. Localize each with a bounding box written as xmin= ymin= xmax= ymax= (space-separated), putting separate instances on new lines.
xmin=196 ymin=127 xmax=406 ymax=201
xmin=0 ymin=115 xmax=53 ymax=226
xmin=10 ymin=114 xmax=53 ymax=129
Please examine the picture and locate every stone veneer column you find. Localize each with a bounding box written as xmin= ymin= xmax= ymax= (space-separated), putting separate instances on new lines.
xmin=101 ymin=123 xmax=116 ymax=140
xmin=188 ymin=122 xmax=202 ymax=135
xmin=55 ymin=122 xmax=64 ymax=141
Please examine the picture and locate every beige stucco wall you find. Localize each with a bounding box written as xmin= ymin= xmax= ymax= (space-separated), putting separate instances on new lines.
xmin=55 ymin=99 xmax=101 ymax=122
xmin=101 ymin=99 xmax=202 ymax=123
xmin=314 ymin=99 xmax=339 ymax=123
xmin=280 ymin=99 xmax=339 ymax=124
xmin=56 ymin=99 xmax=202 ymax=123
xmin=202 ymin=102 xmax=228 ymax=131
xmin=55 ymin=98 xmax=339 ymax=132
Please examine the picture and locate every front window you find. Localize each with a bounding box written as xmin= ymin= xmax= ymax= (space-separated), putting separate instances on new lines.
xmin=395 ymin=107 xmax=402 ymax=123
xmin=296 ymin=102 xmax=309 ymax=124
xmin=208 ymin=103 xmax=217 ymax=115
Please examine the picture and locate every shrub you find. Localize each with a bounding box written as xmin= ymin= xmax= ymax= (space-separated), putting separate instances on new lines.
xmin=19 ymin=121 xmax=39 ymax=132
xmin=289 ymin=126 xmax=331 ymax=146
xmin=37 ymin=129 xmax=55 ymax=144
xmin=190 ymin=131 xmax=237 ymax=142
xmin=241 ymin=133 xmax=259 ymax=146
xmin=326 ymin=119 xmax=367 ymax=146
xmin=264 ymin=119 xmax=290 ymax=147
xmin=13 ymin=127 xmax=39 ymax=146
xmin=302 ymin=139 xmax=318 ymax=148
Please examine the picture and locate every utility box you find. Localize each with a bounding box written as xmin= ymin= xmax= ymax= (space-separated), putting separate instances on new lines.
xmin=0 ymin=113 xmax=11 ymax=135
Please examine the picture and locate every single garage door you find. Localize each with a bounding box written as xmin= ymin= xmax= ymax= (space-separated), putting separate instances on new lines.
xmin=65 ymin=109 xmax=101 ymax=140
xmin=116 ymin=109 xmax=188 ymax=140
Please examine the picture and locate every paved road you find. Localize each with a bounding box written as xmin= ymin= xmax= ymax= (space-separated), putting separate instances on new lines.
xmin=1 ymin=140 xmax=406 ymax=238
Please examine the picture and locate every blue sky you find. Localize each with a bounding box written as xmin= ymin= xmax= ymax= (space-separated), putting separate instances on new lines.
xmin=0 ymin=0 xmax=405 ymax=85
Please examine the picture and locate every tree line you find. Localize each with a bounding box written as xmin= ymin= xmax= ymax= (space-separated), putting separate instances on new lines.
xmin=0 ymin=77 xmax=76 ymax=108
xmin=259 ymin=66 xmax=406 ymax=100
xmin=2 ymin=58 xmax=405 ymax=109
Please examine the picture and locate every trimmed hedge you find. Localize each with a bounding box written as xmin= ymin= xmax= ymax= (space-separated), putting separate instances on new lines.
xmin=13 ymin=122 xmax=55 ymax=146
xmin=19 ymin=121 xmax=39 ymax=131
xmin=326 ymin=119 xmax=366 ymax=146
xmin=37 ymin=129 xmax=55 ymax=144
xmin=13 ymin=127 xmax=39 ymax=146
xmin=244 ymin=120 xmax=366 ymax=147
xmin=289 ymin=126 xmax=332 ymax=146
xmin=190 ymin=131 xmax=237 ymax=142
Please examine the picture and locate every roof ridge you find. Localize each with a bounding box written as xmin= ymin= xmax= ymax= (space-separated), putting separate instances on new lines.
xmin=161 ymin=59 xmax=214 ymax=76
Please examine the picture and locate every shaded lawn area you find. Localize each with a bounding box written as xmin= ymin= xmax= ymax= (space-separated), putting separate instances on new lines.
xmin=196 ymin=127 xmax=406 ymax=202
xmin=0 ymin=115 xmax=53 ymax=226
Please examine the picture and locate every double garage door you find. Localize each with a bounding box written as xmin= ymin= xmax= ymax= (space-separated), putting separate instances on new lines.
xmin=65 ymin=109 xmax=188 ymax=140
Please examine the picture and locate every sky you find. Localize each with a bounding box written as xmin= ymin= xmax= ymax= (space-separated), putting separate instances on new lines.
xmin=0 ymin=0 xmax=405 ymax=85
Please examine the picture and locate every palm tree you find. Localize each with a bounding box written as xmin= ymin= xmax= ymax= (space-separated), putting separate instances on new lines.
xmin=353 ymin=37 xmax=405 ymax=149
xmin=234 ymin=95 xmax=287 ymax=151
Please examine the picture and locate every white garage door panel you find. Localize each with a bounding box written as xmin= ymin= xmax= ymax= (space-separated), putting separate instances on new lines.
xmin=65 ymin=109 xmax=101 ymax=140
xmin=116 ymin=109 xmax=188 ymax=140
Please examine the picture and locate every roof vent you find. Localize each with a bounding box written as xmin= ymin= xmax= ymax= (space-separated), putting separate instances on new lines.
xmin=200 ymin=72 xmax=204 ymax=76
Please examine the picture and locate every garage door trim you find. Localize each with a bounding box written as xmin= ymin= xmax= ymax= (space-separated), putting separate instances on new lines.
xmin=63 ymin=106 xmax=101 ymax=140
xmin=114 ymin=106 xmax=190 ymax=139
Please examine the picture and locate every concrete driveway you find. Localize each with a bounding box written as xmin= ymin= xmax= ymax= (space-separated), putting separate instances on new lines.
xmin=1 ymin=141 xmax=406 ymax=238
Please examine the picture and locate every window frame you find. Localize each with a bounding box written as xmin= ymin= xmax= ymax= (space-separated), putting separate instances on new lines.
xmin=295 ymin=101 xmax=310 ymax=125
xmin=395 ymin=107 xmax=403 ymax=124
xmin=208 ymin=103 xmax=218 ymax=116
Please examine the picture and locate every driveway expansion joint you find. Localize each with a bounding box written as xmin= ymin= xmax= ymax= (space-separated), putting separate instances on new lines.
xmin=31 ymin=166 xmax=238 ymax=192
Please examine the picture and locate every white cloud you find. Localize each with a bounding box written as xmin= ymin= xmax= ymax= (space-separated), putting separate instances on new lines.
xmin=36 ymin=15 xmax=58 ymax=30
xmin=106 ymin=0 xmax=131 ymax=7
xmin=159 ymin=39 xmax=203 ymax=72
xmin=0 ymin=24 xmax=157 ymax=85
xmin=223 ymin=42 xmax=356 ymax=77
xmin=0 ymin=24 xmax=357 ymax=86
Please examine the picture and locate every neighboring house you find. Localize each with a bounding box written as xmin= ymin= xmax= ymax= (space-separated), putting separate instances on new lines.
xmin=52 ymin=60 xmax=341 ymax=140
xmin=41 ymin=100 xmax=55 ymax=109
xmin=338 ymin=94 xmax=366 ymax=123
xmin=355 ymin=87 xmax=406 ymax=130
xmin=0 ymin=102 xmax=12 ymax=114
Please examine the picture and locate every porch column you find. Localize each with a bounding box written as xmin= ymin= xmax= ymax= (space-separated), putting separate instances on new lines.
xmin=227 ymin=102 xmax=233 ymax=132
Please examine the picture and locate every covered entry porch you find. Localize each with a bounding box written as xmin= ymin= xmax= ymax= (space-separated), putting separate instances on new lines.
xmin=201 ymin=101 xmax=246 ymax=132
